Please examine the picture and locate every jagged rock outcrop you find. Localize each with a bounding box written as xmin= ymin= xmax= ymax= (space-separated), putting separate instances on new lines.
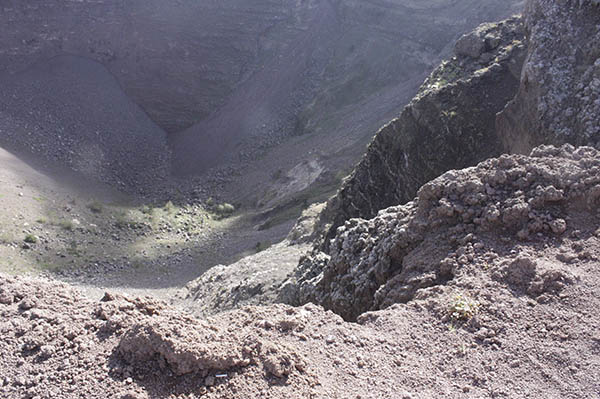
xmin=497 ymin=0 xmax=600 ymax=153
xmin=285 ymin=144 xmax=600 ymax=320
xmin=315 ymin=17 xmax=527 ymax=246
xmin=0 ymin=55 xmax=170 ymax=191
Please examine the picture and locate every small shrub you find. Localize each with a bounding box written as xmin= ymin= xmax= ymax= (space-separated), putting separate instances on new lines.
xmin=59 ymin=220 xmax=74 ymax=231
xmin=66 ymin=240 xmax=80 ymax=256
xmin=220 ymin=203 xmax=235 ymax=214
xmin=115 ymin=214 xmax=134 ymax=229
xmin=141 ymin=204 xmax=154 ymax=215
xmin=0 ymin=232 xmax=15 ymax=244
xmin=449 ymin=293 xmax=480 ymax=321
xmin=24 ymin=234 xmax=38 ymax=244
xmin=210 ymin=202 xmax=236 ymax=219
xmin=88 ymin=201 xmax=103 ymax=214
xmin=164 ymin=201 xmax=176 ymax=214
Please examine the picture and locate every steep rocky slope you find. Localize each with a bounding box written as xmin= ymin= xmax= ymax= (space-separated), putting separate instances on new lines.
xmin=175 ymin=241 xmax=311 ymax=318
xmin=0 ymin=0 xmax=523 ymax=177
xmin=0 ymin=0 xmax=296 ymax=134
xmin=2 ymin=145 xmax=600 ymax=398
xmin=313 ymin=17 xmax=527 ymax=245
xmin=0 ymin=55 xmax=170 ymax=192
xmin=170 ymin=0 xmax=525 ymax=175
xmin=497 ymin=0 xmax=600 ymax=153
xmin=175 ymin=203 xmax=324 ymax=318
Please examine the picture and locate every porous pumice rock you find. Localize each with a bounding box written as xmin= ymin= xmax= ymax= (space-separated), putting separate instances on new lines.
xmin=286 ymin=145 xmax=599 ymax=320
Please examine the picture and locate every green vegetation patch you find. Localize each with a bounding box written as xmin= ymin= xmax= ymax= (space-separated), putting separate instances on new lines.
xmin=88 ymin=201 xmax=104 ymax=213
xmin=24 ymin=234 xmax=38 ymax=244
xmin=448 ymin=293 xmax=480 ymax=321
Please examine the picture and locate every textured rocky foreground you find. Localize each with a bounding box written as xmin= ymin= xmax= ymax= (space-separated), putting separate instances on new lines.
xmin=2 ymin=145 xmax=600 ymax=399
xmin=1 ymin=0 xmax=600 ymax=398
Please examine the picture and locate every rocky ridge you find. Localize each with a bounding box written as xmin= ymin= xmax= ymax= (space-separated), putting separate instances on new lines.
xmin=315 ymin=16 xmax=527 ymax=247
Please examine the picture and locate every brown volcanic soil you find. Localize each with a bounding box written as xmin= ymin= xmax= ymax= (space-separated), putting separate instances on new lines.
xmin=1 ymin=147 xmax=599 ymax=399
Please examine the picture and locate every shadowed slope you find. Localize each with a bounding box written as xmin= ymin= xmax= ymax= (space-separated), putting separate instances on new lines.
xmin=0 ymin=55 xmax=170 ymax=192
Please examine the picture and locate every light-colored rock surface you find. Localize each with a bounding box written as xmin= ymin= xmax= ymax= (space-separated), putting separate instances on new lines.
xmin=497 ymin=0 xmax=600 ymax=153
xmin=175 ymin=241 xmax=310 ymax=318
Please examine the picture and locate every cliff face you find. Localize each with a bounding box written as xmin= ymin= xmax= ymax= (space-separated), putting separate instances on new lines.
xmin=284 ymin=0 xmax=600 ymax=320
xmin=315 ymin=17 xmax=527 ymax=246
xmin=497 ymin=0 xmax=600 ymax=153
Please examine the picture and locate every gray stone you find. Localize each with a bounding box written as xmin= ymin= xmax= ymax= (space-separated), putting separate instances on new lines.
xmin=455 ymin=31 xmax=486 ymax=58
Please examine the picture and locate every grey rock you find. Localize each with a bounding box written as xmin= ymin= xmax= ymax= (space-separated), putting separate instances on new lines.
xmin=455 ymin=31 xmax=486 ymax=58
xmin=289 ymin=145 xmax=600 ymax=320
xmin=175 ymin=241 xmax=310 ymax=317
xmin=497 ymin=0 xmax=600 ymax=153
